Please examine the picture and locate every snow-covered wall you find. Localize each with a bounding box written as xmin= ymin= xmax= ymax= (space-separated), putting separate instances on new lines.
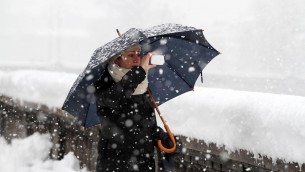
xmin=1 ymin=69 xmax=305 ymax=164
xmin=159 ymin=87 xmax=305 ymax=165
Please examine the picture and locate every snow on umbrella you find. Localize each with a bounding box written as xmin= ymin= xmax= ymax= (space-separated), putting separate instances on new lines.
xmin=62 ymin=23 xmax=219 ymax=129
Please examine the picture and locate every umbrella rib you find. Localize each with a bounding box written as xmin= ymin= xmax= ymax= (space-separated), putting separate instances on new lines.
xmin=82 ymin=97 xmax=91 ymax=127
xmin=165 ymin=62 xmax=194 ymax=89
xmin=159 ymin=30 xmax=220 ymax=54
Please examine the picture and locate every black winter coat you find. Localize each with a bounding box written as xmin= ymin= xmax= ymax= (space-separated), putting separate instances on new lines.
xmin=94 ymin=66 xmax=158 ymax=172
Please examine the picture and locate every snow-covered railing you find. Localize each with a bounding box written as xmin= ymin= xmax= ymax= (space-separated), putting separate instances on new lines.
xmin=1 ymin=95 xmax=305 ymax=172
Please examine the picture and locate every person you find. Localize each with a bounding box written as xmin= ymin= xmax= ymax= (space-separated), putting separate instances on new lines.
xmin=94 ymin=45 xmax=168 ymax=172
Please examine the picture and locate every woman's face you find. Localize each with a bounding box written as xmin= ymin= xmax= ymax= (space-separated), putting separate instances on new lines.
xmin=115 ymin=46 xmax=141 ymax=69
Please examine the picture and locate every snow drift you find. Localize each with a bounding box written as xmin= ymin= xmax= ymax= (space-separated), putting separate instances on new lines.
xmin=0 ymin=133 xmax=87 ymax=172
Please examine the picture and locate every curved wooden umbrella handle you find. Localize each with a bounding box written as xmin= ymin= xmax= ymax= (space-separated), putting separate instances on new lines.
xmin=157 ymin=124 xmax=177 ymax=153
xmin=147 ymin=88 xmax=177 ymax=153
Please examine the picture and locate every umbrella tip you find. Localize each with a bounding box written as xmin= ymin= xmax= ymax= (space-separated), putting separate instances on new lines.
xmin=116 ymin=29 xmax=121 ymax=37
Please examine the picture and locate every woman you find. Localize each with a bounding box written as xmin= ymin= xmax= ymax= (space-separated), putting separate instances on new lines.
xmin=94 ymin=45 xmax=164 ymax=172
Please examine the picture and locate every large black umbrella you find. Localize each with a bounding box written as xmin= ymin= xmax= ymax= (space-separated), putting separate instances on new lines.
xmin=62 ymin=23 xmax=219 ymax=128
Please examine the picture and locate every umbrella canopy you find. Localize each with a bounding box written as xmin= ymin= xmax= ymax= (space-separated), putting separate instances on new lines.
xmin=62 ymin=23 xmax=220 ymax=128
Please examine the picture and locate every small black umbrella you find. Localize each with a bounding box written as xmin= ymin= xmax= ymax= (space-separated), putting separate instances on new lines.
xmin=62 ymin=23 xmax=219 ymax=129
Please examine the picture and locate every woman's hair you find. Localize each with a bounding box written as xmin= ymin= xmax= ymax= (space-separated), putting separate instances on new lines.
xmin=126 ymin=44 xmax=141 ymax=52
xmin=112 ymin=44 xmax=141 ymax=61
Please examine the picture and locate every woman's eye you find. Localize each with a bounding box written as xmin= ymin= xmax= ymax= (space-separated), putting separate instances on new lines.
xmin=128 ymin=54 xmax=134 ymax=58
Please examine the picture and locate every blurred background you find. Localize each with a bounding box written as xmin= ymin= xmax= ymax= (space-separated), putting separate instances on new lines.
xmin=1 ymin=0 xmax=305 ymax=96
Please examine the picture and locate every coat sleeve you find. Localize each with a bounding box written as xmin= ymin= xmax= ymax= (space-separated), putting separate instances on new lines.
xmin=95 ymin=66 xmax=146 ymax=109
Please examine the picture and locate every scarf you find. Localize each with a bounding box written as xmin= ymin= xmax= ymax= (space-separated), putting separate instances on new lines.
xmin=108 ymin=60 xmax=148 ymax=95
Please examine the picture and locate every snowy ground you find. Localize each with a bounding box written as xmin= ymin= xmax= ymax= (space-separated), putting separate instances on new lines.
xmin=0 ymin=133 xmax=87 ymax=172
xmin=1 ymin=69 xmax=305 ymax=166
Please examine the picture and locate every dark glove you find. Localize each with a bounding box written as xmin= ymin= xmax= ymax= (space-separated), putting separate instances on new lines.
xmin=152 ymin=126 xmax=170 ymax=147
xmin=152 ymin=126 xmax=181 ymax=152
xmin=159 ymin=135 xmax=183 ymax=164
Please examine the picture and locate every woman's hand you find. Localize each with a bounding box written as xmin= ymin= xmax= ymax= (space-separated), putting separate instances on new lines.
xmin=140 ymin=52 xmax=157 ymax=72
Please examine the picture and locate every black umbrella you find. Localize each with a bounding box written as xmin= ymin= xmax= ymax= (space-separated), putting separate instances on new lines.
xmin=62 ymin=23 xmax=219 ymax=129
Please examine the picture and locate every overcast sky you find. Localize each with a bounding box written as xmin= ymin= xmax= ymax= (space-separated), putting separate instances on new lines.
xmin=1 ymin=0 xmax=305 ymax=78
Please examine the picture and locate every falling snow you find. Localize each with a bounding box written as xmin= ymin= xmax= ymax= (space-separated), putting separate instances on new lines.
xmin=1 ymin=0 xmax=305 ymax=169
